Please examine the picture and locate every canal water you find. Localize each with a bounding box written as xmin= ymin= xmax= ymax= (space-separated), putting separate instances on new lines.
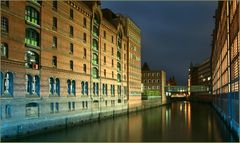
xmin=16 ymin=101 xmax=237 ymax=142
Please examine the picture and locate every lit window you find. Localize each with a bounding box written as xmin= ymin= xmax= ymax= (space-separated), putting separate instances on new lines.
xmin=92 ymin=53 xmax=98 ymax=65
xmin=3 ymin=72 xmax=13 ymax=96
xmin=55 ymin=78 xmax=60 ymax=96
xmin=72 ymin=80 xmax=76 ymax=96
xmin=67 ymin=79 xmax=71 ymax=95
xmin=117 ymin=74 xmax=121 ymax=82
xmin=49 ymin=77 xmax=54 ymax=95
xmin=25 ymin=103 xmax=39 ymax=118
xmin=92 ymin=39 xmax=98 ymax=50
xmin=1 ymin=16 xmax=8 ymax=32
xmin=25 ymin=6 xmax=39 ymax=25
xmin=117 ymin=62 xmax=121 ymax=72
xmin=117 ymin=51 xmax=121 ymax=60
xmin=1 ymin=42 xmax=8 ymax=57
xmin=25 ymin=28 xmax=39 ymax=47
xmin=25 ymin=51 xmax=39 ymax=69
xmin=26 ymin=74 xmax=32 ymax=94
xmin=85 ymin=82 xmax=88 ymax=95
xmin=92 ymin=67 xmax=98 ymax=78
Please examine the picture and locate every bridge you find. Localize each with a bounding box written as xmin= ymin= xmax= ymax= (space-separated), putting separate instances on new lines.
xmin=165 ymin=85 xmax=210 ymax=97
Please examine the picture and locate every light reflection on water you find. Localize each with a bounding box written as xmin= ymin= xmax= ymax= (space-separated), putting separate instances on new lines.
xmin=17 ymin=101 xmax=237 ymax=142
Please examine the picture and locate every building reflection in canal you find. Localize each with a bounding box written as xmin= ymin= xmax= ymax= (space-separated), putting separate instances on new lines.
xmin=17 ymin=102 xmax=237 ymax=142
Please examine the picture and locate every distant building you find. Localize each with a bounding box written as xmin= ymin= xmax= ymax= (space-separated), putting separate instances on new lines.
xmin=188 ymin=58 xmax=211 ymax=96
xmin=142 ymin=67 xmax=166 ymax=102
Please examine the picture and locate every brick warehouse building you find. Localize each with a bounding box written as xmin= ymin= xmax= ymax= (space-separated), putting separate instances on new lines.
xmin=211 ymin=0 xmax=239 ymax=137
xmin=0 ymin=1 xmax=141 ymax=138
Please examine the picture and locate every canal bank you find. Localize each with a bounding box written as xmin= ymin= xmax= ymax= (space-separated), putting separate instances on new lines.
xmin=12 ymin=101 xmax=237 ymax=142
xmin=188 ymin=95 xmax=239 ymax=140
xmin=1 ymin=99 xmax=168 ymax=141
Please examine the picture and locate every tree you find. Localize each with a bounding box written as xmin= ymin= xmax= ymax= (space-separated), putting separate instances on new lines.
xmin=142 ymin=62 xmax=150 ymax=71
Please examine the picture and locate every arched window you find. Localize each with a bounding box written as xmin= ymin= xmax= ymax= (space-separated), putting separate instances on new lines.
xmin=102 ymin=84 xmax=105 ymax=95
xmin=105 ymin=84 xmax=108 ymax=96
xmin=81 ymin=81 xmax=85 ymax=95
xmin=56 ymin=78 xmax=60 ymax=96
xmin=117 ymin=51 xmax=121 ymax=60
xmin=26 ymin=74 xmax=32 ymax=94
xmin=25 ymin=51 xmax=39 ymax=69
xmin=1 ymin=42 xmax=8 ymax=57
xmin=85 ymin=82 xmax=88 ymax=95
xmin=26 ymin=102 xmax=39 ymax=118
xmin=117 ymin=62 xmax=121 ymax=72
xmin=92 ymin=67 xmax=98 ymax=78
xmin=25 ymin=28 xmax=39 ymax=47
xmin=94 ymin=13 xmax=100 ymax=25
xmin=0 ymin=72 xmax=3 ymax=95
xmin=93 ymin=25 xmax=99 ymax=37
xmin=92 ymin=39 xmax=98 ymax=51
xmin=25 ymin=6 xmax=39 ymax=25
xmin=72 ymin=80 xmax=76 ymax=96
xmin=117 ymin=32 xmax=122 ymax=49
xmin=95 ymin=83 xmax=99 ymax=95
xmin=92 ymin=53 xmax=98 ymax=65
xmin=49 ymin=77 xmax=54 ymax=95
xmin=67 ymin=79 xmax=71 ymax=95
xmin=117 ymin=74 xmax=121 ymax=82
xmin=34 ymin=75 xmax=40 ymax=96
xmin=93 ymin=82 xmax=96 ymax=95
xmin=4 ymin=72 xmax=13 ymax=96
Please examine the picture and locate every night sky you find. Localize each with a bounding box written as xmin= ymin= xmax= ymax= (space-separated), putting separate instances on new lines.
xmin=102 ymin=1 xmax=217 ymax=85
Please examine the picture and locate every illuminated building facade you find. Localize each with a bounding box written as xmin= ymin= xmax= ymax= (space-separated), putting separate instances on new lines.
xmin=0 ymin=1 xmax=141 ymax=138
xmin=211 ymin=0 xmax=239 ymax=136
xmin=188 ymin=58 xmax=211 ymax=96
xmin=142 ymin=70 xmax=166 ymax=102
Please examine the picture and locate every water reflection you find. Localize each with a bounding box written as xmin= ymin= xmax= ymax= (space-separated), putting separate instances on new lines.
xmin=17 ymin=102 xmax=237 ymax=142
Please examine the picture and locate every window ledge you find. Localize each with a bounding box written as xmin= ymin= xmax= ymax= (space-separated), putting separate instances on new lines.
xmin=25 ymin=43 xmax=40 ymax=50
xmin=28 ymin=0 xmax=41 ymax=6
xmin=26 ymin=94 xmax=40 ymax=98
xmin=1 ymin=31 xmax=9 ymax=36
xmin=25 ymin=20 xmax=40 ymax=29
xmin=1 ymin=94 xmax=13 ymax=98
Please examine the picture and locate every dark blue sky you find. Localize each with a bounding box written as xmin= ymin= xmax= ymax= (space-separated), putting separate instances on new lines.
xmin=102 ymin=1 xmax=217 ymax=85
